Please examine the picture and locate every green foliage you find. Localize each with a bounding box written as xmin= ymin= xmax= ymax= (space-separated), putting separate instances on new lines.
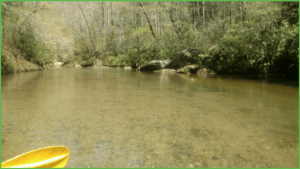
xmin=62 ymin=56 xmax=72 ymax=65
xmin=133 ymin=27 xmax=150 ymax=36
xmin=3 ymin=1 xmax=298 ymax=81
xmin=203 ymin=19 xmax=298 ymax=80
xmin=281 ymin=2 xmax=299 ymax=26
xmin=2 ymin=2 xmax=21 ymax=45
xmin=103 ymin=55 xmax=129 ymax=67
xmin=268 ymin=23 xmax=299 ymax=80
xmin=80 ymin=57 xmax=96 ymax=67
xmin=15 ymin=23 xmax=53 ymax=66
xmin=127 ymin=51 xmax=140 ymax=67
xmin=33 ymin=47 xmax=53 ymax=66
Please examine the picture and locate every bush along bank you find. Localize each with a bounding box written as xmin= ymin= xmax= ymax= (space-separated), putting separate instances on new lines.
xmin=61 ymin=50 xmax=130 ymax=68
xmin=201 ymin=22 xmax=299 ymax=81
xmin=1 ymin=45 xmax=43 ymax=74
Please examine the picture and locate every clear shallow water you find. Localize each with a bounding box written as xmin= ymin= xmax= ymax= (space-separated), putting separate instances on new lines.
xmin=1 ymin=67 xmax=299 ymax=167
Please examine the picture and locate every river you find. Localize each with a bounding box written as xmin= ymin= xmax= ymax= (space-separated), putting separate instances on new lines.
xmin=1 ymin=67 xmax=298 ymax=167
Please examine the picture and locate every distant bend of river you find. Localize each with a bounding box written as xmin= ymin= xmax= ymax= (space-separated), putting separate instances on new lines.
xmin=1 ymin=67 xmax=299 ymax=168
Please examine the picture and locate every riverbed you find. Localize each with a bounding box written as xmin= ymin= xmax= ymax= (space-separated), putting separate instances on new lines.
xmin=1 ymin=67 xmax=298 ymax=167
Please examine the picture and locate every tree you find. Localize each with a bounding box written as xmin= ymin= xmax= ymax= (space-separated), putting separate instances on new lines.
xmin=164 ymin=1 xmax=181 ymax=40
xmin=138 ymin=2 xmax=156 ymax=39
xmin=78 ymin=4 xmax=95 ymax=53
xmin=203 ymin=2 xmax=205 ymax=28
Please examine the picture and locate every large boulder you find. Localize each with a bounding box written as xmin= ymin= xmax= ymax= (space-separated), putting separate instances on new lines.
xmin=124 ymin=66 xmax=132 ymax=70
xmin=165 ymin=48 xmax=202 ymax=70
xmin=177 ymin=64 xmax=200 ymax=74
xmin=75 ymin=64 xmax=82 ymax=68
xmin=53 ymin=62 xmax=64 ymax=68
xmin=139 ymin=60 xmax=171 ymax=71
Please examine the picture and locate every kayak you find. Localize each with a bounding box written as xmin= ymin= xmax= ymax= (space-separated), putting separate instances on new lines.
xmin=1 ymin=146 xmax=69 ymax=168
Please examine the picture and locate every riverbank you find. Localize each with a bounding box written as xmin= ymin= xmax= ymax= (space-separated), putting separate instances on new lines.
xmin=1 ymin=45 xmax=43 ymax=74
xmin=1 ymin=46 xmax=298 ymax=87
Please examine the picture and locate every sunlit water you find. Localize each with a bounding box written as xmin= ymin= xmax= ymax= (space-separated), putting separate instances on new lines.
xmin=1 ymin=67 xmax=298 ymax=168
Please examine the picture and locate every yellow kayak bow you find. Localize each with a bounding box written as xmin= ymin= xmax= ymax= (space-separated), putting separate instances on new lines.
xmin=1 ymin=146 xmax=69 ymax=168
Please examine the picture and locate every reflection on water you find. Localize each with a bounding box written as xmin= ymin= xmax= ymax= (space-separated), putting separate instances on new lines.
xmin=1 ymin=68 xmax=299 ymax=167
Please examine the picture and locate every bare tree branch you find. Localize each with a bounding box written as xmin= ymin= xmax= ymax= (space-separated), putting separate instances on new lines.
xmin=78 ymin=3 xmax=96 ymax=53
xmin=164 ymin=1 xmax=181 ymax=40
xmin=138 ymin=2 xmax=156 ymax=39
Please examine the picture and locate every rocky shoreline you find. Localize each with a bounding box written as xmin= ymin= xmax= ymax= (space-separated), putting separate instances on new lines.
xmin=0 ymin=47 xmax=214 ymax=77
xmin=4 ymin=47 xmax=296 ymax=86
xmin=135 ymin=48 xmax=215 ymax=75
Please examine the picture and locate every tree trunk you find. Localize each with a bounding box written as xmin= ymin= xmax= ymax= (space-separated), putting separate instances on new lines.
xmin=134 ymin=2 xmax=139 ymax=46
xmin=160 ymin=5 xmax=162 ymax=36
xmin=203 ymin=2 xmax=205 ymax=28
xmin=106 ymin=2 xmax=109 ymax=30
xmin=193 ymin=2 xmax=196 ymax=31
xmin=110 ymin=2 xmax=113 ymax=29
xmin=224 ymin=2 xmax=225 ymax=20
xmin=118 ymin=7 xmax=126 ymax=55
xmin=78 ymin=4 xmax=96 ymax=53
xmin=73 ymin=26 xmax=89 ymax=51
xmin=164 ymin=1 xmax=181 ymax=40
xmin=242 ymin=1 xmax=245 ymax=22
xmin=155 ymin=2 xmax=158 ymax=37
xmin=101 ymin=2 xmax=105 ymax=28
xmin=197 ymin=2 xmax=200 ymax=28
xmin=240 ymin=1 xmax=243 ymax=23
xmin=230 ymin=1 xmax=232 ymax=30
xmin=138 ymin=2 xmax=156 ymax=39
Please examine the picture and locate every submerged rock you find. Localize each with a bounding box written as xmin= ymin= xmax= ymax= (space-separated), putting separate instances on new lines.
xmin=197 ymin=68 xmax=216 ymax=75
xmin=153 ymin=68 xmax=177 ymax=73
xmin=177 ymin=64 xmax=200 ymax=74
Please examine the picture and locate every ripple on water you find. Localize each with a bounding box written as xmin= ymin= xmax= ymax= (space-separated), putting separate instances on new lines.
xmin=1 ymin=68 xmax=298 ymax=168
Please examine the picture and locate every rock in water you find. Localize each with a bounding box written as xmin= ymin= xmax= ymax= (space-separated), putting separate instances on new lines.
xmin=53 ymin=62 xmax=64 ymax=67
xmin=124 ymin=66 xmax=132 ymax=70
xmin=165 ymin=48 xmax=202 ymax=70
xmin=139 ymin=60 xmax=171 ymax=72
xmin=177 ymin=64 xmax=200 ymax=74
xmin=197 ymin=68 xmax=216 ymax=75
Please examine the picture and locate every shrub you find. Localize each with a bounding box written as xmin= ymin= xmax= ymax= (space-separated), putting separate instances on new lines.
xmin=80 ymin=57 xmax=95 ymax=67
xmin=15 ymin=23 xmax=53 ymax=66
xmin=103 ymin=55 xmax=129 ymax=67
xmin=202 ymin=20 xmax=299 ymax=80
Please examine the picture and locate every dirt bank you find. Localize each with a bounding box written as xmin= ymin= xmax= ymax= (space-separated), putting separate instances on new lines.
xmin=1 ymin=45 xmax=42 ymax=74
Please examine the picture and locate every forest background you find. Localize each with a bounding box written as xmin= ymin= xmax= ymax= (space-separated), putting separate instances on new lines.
xmin=1 ymin=1 xmax=299 ymax=80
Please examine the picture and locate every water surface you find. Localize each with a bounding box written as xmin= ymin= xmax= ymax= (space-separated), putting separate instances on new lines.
xmin=1 ymin=68 xmax=299 ymax=167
